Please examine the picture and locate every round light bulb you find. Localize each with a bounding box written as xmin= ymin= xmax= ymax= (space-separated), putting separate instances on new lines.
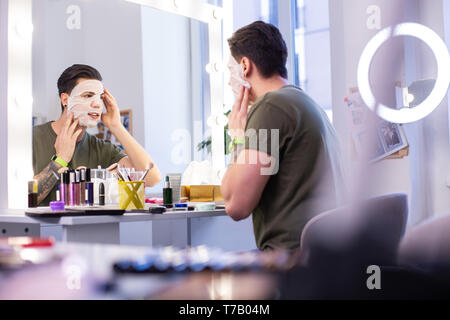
xmin=15 ymin=21 xmax=34 ymax=39
xmin=206 ymin=62 xmax=223 ymax=74
xmin=15 ymin=95 xmax=33 ymax=109
xmin=213 ymin=62 xmax=223 ymax=73
xmin=216 ymin=114 xmax=228 ymax=127
xmin=205 ymin=63 xmax=212 ymax=74
xmin=212 ymin=9 xmax=223 ymax=21
xmin=207 ymin=116 xmax=215 ymax=127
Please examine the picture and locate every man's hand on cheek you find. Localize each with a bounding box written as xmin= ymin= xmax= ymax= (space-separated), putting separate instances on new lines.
xmin=228 ymin=86 xmax=249 ymax=140
xmin=101 ymin=88 xmax=122 ymax=130
xmin=54 ymin=113 xmax=83 ymax=164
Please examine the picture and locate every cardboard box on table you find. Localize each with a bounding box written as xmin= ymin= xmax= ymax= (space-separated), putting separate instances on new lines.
xmin=181 ymin=185 xmax=223 ymax=202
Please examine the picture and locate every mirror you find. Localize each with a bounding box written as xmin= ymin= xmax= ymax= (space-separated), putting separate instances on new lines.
xmin=31 ymin=0 xmax=221 ymax=190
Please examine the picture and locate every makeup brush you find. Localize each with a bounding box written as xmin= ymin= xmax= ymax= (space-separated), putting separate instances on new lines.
xmin=106 ymin=163 xmax=122 ymax=180
xmin=139 ymin=168 xmax=150 ymax=181
xmin=139 ymin=162 xmax=154 ymax=181
xmin=117 ymin=164 xmax=130 ymax=182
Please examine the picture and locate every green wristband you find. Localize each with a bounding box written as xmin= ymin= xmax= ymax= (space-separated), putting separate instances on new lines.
xmin=234 ymin=137 xmax=245 ymax=145
xmin=51 ymin=155 xmax=68 ymax=168
xmin=228 ymin=137 xmax=245 ymax=153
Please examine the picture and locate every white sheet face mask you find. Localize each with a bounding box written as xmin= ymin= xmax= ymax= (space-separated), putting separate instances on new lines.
xmin=67 ymin=80 xmax=105 ymax=128
xmin=228 ymin=56 xmax=251 ymax=99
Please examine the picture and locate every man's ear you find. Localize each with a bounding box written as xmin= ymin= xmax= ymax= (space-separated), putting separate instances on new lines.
xmin=60 ymin=93 xmax=69 ymax=108
xmin=241 ymin=57 xmax=252 ymax=78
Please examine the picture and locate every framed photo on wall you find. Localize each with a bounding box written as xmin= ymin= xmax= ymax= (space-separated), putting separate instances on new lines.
xmin=378 ymin=121 xmax=405 ymax=153
xmin=92 ymin=109 xmax=133 ymax=149
xmin=120 ymin=109 xmax=132 ymax=135
xmin=352 ymin=121 xmax=408 ymax=162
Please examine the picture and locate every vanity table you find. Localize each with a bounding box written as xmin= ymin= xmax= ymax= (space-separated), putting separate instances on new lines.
xmin=0 ymin=208 xmax=255 ymax=250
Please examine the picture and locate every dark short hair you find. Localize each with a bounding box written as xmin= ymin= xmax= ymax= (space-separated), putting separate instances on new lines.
xmin=228 ymin=21 xmax=288 ymax=79
xmin=57 ymin=64 xmax=102 ymax=111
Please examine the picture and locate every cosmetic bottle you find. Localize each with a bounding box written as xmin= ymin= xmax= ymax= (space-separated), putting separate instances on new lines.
xmin=75 ymin=170 xmax=80 ymax=206
xmin=80 ymin=169 xmax=86 ymax=206
xmin=60 ymin=173 xmax=66 ymax=204
xmin=99 ymin=182 xmax=105 ymax=206
xmin=56 ymin=184 xmax=61 ymax=202
xmin=28 ymin=180 xmax=38 ymax=208
xmin=69 ymin=171 xmax=76 ymax=207
xmin=163 ymin=176 xmax=172 ymax=205
xmin=63 ymin=171 xmax=70 ymax=206
xmin=85 ymin=168 xmax=94 ymax=206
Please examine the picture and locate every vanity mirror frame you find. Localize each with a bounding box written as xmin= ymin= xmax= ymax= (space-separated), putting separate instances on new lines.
xmin=3 ymin=0 xmax=33 ymax=209
xmin=2 ymin=0 xmax=225 ymax=209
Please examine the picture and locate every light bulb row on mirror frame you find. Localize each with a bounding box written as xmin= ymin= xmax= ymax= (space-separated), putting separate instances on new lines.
xmin=205 ymin=62 xmax=223 ymax=74
xmin=15 ymin=95 xmax=33 ymax=109
xmin=125 ymin=0 xmax=223 ymax=23
xmin=207 ymin=114 xmax=229 ymax=128
xmin=173 ymin=0 xmax=223 ymax=21
xmin=7 ymin=0 xmax=34 ymax=209
xmin=14 ymin=20 xmax=33 ymax=40
xmin=13 ymin=14 xmax=34 ymax=110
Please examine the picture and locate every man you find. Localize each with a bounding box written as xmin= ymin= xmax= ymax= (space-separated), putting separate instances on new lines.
xmin=221 ymin=21 xmax=346 ymax=251
xmin=33 ymin=64 xmax=161 ymax=206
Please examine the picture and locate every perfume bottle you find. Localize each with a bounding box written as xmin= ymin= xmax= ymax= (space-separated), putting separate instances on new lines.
xmin=163 ymin=176 xmax=172 ymax=205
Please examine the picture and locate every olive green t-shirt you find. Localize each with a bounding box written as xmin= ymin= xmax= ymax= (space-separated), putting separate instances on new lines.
xmin=33 ymin=121 xmax=127 ymax=206
xmin=245 ymin=85 xmax=346 ymax=251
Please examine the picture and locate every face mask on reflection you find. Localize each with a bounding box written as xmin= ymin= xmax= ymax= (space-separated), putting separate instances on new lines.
xmin=228 ymin=56 xmax=251 ymax=99
xmin=67 ymin=80 xmax=105 ymax=128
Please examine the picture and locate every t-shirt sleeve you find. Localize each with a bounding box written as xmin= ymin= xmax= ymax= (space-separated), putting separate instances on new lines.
xmin=245 ymin=102 xmax=295 ymax=161
xmin=99 ymin=140 xmax=127 ymax=167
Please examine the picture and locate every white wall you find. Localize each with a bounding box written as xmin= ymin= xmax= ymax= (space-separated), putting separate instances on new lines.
xmin=329 ymin=0 xmax=411 ymax=215
xmin=446 ymin=0 xmax=450 ymax=122
xmin=416 ymin=0 xmax=450 ymax=219
xmin=329 ymin=0 xmax=450 ymax=225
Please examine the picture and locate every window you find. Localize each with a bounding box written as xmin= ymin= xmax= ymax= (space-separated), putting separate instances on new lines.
xmin=251 ymin=0 xmax=333 ymax=121
xmin=260 ymin=0 xmax=278 ymax=26
xmin=293 ymin=0 xmax=333 ymax=121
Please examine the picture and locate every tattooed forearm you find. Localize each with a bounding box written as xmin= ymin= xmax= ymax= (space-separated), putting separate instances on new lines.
xmin=230 ymin=145 xmax=244 ymax=165
xmin=33 ymin=161 xmax=61 ymax=204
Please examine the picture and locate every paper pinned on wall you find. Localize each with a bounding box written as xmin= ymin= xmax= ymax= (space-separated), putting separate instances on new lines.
xmin=346 ymin=87 xmax=409 ymax=162
xmin=344 ymin=87 xmax=367 ymax=126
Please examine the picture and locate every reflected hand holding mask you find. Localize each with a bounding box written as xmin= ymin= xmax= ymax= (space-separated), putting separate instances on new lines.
xmin=67 ymin=79 xmax=105 ymax=128
xmin=228 ymin=55 xmax=251 ymax=98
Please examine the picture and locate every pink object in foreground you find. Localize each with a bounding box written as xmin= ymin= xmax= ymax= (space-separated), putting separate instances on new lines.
xmin=145 ymin=198 xmax=164 ymax=204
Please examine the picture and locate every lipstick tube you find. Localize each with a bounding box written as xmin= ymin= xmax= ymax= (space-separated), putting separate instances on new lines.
xmin=69 ymin=171 xmax=75 ymax=207
xmin=86 ymin=168 xmax=94 ymax=206
xmin=60 ymin=173 xmax=66 ymax=203
xmin=75 ymin=170 xmax=80 ymax=206
xmin=64 ymin=172 xmax=70 ymax=206
xmin=80 ymin=169 xmax=86 ymax=206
